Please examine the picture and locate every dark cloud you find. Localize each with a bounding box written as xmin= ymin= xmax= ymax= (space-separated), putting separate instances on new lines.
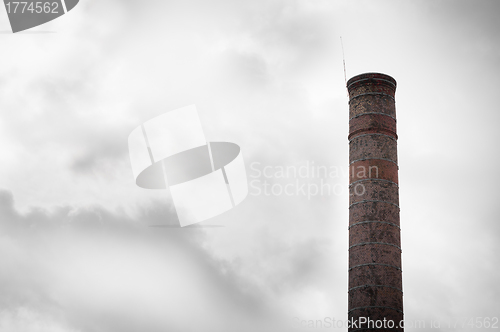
xmin=0 ymin=189 xmax=301 ymax=331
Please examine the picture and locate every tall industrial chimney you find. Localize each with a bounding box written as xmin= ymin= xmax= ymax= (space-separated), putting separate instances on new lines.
xmin=347 ymin=73 xmax=403 ymax=331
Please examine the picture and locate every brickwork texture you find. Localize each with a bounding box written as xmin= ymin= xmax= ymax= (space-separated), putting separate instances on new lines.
xmin=348 ymin=73 xmax=403 ymax=331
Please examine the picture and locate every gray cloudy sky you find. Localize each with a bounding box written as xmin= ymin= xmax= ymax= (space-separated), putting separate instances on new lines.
xmin=0 ymin=0 xmax=499 ymax=331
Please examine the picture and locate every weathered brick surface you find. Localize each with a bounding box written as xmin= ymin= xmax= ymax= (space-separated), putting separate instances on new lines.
xmin=349 ymin=95 xmax=396 ymax=120
xmin=349 ymin=244 xmax=401 ymax=267
xmin=349 ymin=180 xmax=399 ymax=206
xmin=349 ymin=222 xmax=401 ymax=248
xmin=349 ymin=82 xmax=396 ymax=98
xmin=349 ymin=265 xmax=402 ymax=290
xmin=349 ymin=134 xmax=398 ymax=164
xmin=349 ymin=287 xmax=403 ymax=309
xmin=349 ymin=159 xmax=399 ymax=184
xmin=349 ymin=113 xmax=397 ymax=140
xmin=349 ymin=201 xmax=400 ymax=227
xmin=348 ymin=73 xmax=403 ymax=331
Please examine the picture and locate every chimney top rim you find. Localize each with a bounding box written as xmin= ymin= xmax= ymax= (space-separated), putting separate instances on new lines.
xmin=347 ymin=73 xmax=396 ymax=91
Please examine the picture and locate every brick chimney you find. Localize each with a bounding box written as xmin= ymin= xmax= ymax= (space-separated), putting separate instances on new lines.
xmin=347 ymin=73 xmax=403 ymax=331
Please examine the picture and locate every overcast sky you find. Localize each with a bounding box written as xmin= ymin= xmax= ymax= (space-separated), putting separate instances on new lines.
xmin=0 ymin=0 xmax=499 ymax=331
